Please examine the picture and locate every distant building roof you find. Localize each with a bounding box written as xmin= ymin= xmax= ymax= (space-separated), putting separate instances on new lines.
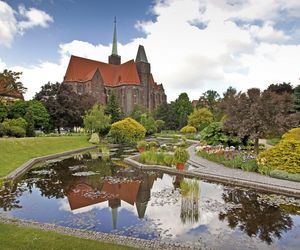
xmin=64 ymin=55 xmax=141 ymax=87
xmin=0 ymin=81 xmax=24 ymax=100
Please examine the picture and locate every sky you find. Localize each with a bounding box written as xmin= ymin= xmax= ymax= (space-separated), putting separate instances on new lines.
xmin=1 ymin=0 xmax=300 ymax=101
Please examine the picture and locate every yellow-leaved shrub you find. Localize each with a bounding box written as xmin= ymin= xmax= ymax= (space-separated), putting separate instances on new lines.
xmin=257 ymin=128 xmax=300 ymax=174
xmin=108 ymin=117 xmax=146 ymax=144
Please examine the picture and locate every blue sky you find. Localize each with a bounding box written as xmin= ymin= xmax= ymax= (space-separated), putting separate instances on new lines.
xmin=1 ymin=0 xmax=155 ymax=66
xmin=1 ymin=0 xmax=300 ymax=101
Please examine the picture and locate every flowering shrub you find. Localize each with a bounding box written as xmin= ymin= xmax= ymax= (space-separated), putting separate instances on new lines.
xmin=108 ymin=118 xmax=146 ymax=144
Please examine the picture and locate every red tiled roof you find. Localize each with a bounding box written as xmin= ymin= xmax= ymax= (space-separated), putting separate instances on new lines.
xmin=64 ymin=55 xmax=141 ymax=87
xmin=0 ymin=82 xmax=24 ymax=99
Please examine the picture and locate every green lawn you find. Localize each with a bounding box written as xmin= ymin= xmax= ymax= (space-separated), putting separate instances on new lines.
xmin=0 ymin=135 xmax=92 ymax=178
xmin=0 ymin=223 xmax=136 ymax=250
xmin=266 ymin=137 xmax=281 ymax=146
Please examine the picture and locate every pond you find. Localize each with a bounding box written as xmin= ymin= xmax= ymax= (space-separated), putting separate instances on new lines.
xmin=1 ymin=145 xmax=300 ymax=249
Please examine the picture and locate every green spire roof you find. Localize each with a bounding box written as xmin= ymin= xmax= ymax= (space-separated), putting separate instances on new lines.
xmin=112 ymin=17 xmax=118 ymax=56
xmin=136 ymin=45 xmax=148 ymax=63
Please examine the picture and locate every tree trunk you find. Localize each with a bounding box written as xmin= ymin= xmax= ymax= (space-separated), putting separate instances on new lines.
xmin=57 ymin=126 xmax=61 ymax=134
xmin=254 ymin=137 xmax=259 ymax=155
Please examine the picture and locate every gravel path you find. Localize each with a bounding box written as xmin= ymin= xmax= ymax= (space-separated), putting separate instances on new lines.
xmin=187 ymin=144 xmax=300 ymax=196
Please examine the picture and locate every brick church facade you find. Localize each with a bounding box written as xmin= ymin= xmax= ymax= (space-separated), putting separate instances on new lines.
xmin=62 ymin=20 xmax=166 ymax=114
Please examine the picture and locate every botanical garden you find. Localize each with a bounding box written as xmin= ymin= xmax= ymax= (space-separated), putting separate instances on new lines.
xmin=1 ymin=70 xmax=300 ymax=249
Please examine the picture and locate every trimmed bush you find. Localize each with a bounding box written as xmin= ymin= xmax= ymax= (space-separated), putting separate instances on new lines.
xmin=257 ymin=128 xmax=300 ymax=174
xmin=174 ymin=148 xmax=189 ymax=164
xmin=2 ymin=118 xmax=27 ymax=130
xmin=108 ymin=117 xmax=146 ymax=144
xmin=180 ymin=125 xmax=197 ymax=134
xmin=8 ymin=126 xmax=26 ymax=138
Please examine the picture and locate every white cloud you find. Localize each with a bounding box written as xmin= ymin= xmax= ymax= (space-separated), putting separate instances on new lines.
xmin=0 ymin=1 xmax=18 ymax=47
xmin=18 ymin=5 xmax=53 ymax=34
xmin=2 ymin=0 xmax=300 ymax=101
xmin=0 ymin=1 xmax=53 ymax=47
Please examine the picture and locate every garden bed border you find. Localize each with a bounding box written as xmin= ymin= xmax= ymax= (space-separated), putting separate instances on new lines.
xmin=125 ymin=154 xmax=300 ymax=199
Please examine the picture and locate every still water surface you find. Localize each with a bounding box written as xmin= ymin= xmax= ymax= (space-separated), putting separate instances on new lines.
xmin=1 ymin=146 xmax=300 ymax=249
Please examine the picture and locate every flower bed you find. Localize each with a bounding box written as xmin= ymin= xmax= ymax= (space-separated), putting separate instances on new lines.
xmin=196 ymin=145 xmax=257 ymax=172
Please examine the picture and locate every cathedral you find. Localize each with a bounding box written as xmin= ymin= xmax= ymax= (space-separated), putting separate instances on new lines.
xmin=62 ymin=20 xmax=166 ymax=114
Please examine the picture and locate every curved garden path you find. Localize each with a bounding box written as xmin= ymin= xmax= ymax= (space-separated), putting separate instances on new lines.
xmin=187 ymin=144 xmax=300 ymax=197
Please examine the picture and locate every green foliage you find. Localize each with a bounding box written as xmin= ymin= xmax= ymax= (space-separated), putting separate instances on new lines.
xmin=139 ymin=149 xmax=174 ymax=166
xmin=270 ymin=170 xmax=300 ymax=182
xmin=174 ymin=147 xmax=189 ymax=164
xmin=180 ymin=125 xmax=197 ymax=134
xmin=188 ymin=108 xmax=213 ymax=131
xmin=0 ymin=123 xmax=4 ymax=137
xmin=148 ymin=140 xmax=158 ymax=148
xmin=137 ymin=140 xmax=148 ymax=149
xmin=196 ymin=90 xmax=221 ymax=120
xmin=2 ymin=117 xmax=27 ymax=130
xmin=155 ymin=119 xmax=165 ymax=132
xmin=153 ymin=103 xmax=178 ymax=130
xmin=0 ymin=103 xmax=8 ymax=122
xmin=175 ymin=93 xmax=193 ymax=128
xmin=108 ymin=117 xmax=146 ymax=144
xmin=293 ymin=85 xmax=300 ymax=112
xmin=83 ymin=105 xmax=111 ymax=135
xmin=140 ymin=113 xmax=157 ymax=135
xmin=104 ymin=92 xmax=122 ymax=123
xmin=25 ymin=110 xmax=35 ymax=137
xmin=27 ymin=100 xmax=49 ymax=128
xmin=266 ymin=137 xmax=281 ymax=146
xmin=8 ymin=126 xmax=26 ymax=137
xmin=89 ymin=132 xmax=100 ymax=144
xmin=200 ymin=122 xmax=241 ymax=146
xmin=257 ymin=128 xmax=300 ymax=174
xmin=130 ymin=105 xmax=148 ymax=122
xmin=197 ymin=151 xmax=258 ymax=172
xmin=8 ymin=100 xmax=28 ymax=118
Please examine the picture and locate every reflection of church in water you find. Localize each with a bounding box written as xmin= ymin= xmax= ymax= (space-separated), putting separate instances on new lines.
xmin=67 ymin=169 xmax=163 ymax=229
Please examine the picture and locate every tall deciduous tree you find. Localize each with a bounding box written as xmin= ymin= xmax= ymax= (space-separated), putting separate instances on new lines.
xmin=197 ymin=90 xmax=220 ymax=119
xmin=35 ymin=82 xmax=94 ymax=132
xmin=223 ymin=88 xmax=293 ymax=154
xmin=267 ymin=82 xmax=293 ymax=95
xmin=188 ymin=108 xmax=213 ymax=131
xmin=83 ymin=105 xmax=111 ymax=136
xmin=175 ymin=93 xmax=193 ymax=129
xmin=0 ymin=69 xmax=27 ymax=101
xmin=105 ymin=92 xmax=122 ymax=123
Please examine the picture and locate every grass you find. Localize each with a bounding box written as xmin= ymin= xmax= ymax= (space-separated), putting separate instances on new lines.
xmin=0 ymin=223 xmax=136 ymax=250
xmin=266 ymin=137 xmax=281 ymax=146
xmin=0 ymin=135 xmax=91 ymax=178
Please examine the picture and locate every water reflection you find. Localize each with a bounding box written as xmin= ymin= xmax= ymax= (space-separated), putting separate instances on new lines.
xmin=0 ymin=146 xmax=300 ymax=248
xmin=219 ymin=188 xmax=293 ymax=244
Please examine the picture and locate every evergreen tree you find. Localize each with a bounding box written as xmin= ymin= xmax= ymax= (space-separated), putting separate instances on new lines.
xmin=105 ymin=92 xmax=122 ymax=123
xmin=293 ymin=85 xmax=300 ymax=112
xmin=175 ymin=93 xmax=193 ymax=129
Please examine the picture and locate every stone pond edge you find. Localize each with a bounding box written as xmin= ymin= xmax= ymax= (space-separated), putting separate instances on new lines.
xmin=4 ymin=145 xmax=98 ymax=181
xmin=124 ymin=154 xmax=300 ymax=199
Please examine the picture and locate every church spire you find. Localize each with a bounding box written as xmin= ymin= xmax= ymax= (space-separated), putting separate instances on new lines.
xmin=112 ymin=17 xmax=118 ymax=56
xmin=108 ymin=17 xmax=121 ymax=65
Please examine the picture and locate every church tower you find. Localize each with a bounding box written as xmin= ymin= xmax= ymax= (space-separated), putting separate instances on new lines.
xmin=108 ymin=17 xmax=121 ymax=65
xmin=135 ymin=45 xmax=151 ymax=108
